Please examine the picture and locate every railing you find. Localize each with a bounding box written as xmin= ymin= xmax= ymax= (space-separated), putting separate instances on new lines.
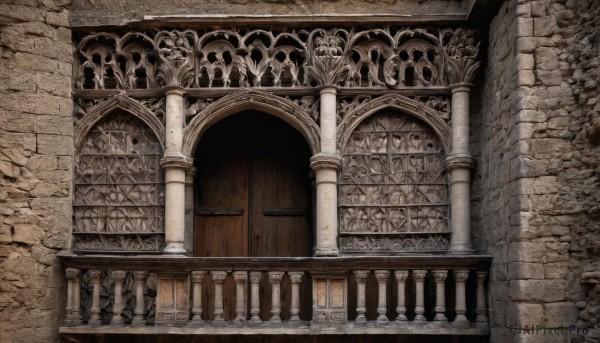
xmin=59 ymin=254 xmax=491 ymax=336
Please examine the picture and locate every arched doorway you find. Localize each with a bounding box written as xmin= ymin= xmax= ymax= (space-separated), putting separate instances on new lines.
xmin=193 ymin=110 xmax=313 ymax=257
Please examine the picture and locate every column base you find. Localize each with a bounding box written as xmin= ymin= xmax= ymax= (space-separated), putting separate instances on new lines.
xmin=314 ymin=246 xmax=339 ymax=256
xmin=163 ymin=242 xmax=187 ymax=255
xmin=447 ymin=244 xmax=475 ymax=255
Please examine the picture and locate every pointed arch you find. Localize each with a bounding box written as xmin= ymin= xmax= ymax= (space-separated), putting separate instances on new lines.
xmin=337 ymin=94 xmax=452 ymax=153
xmin=183 ymin=90 xmax=320 ymax=157
xmin=74 ymin=94 xmax=165 ymax=152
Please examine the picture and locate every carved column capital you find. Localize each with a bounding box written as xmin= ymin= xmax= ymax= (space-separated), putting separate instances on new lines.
xmin=88 ymin=270 xmax=103 ymax=282
xmin=445 ymin=154 xmax=475 ymax=170
xmin=310 ymin=152 xmax=342 ymax=171
xmin=443 ymin=28 xmax=481 ymax=86
xmin=374 ymin=270 xmax=390 ymax=281
xmin=133 ymin=271 xmax=149 ymax=281
xmin=454 ymin=269 xmax=470 ymax=282
xmin=476 ymin=271 xmax=488 ymax=283
xmin=66 ymin=268 xmax=81 ymax=280
xmin=354 ymin=270 xmax=370 ymax=282
xmin=394 ymin=270 xmax=409 ymax=282
xmin=160 ymin=154 xmax=193 ymax=170
xmin=432 ymin=270 xmax=448 ymax=282
xmin=191 ymin=271 xmax=206 ymax=283
xmin=268 ymin=271 xmax=285 ymax=282
xmin=232 ymin=271 xmax=248 ymax=282
xmin=413 ymin=270 xmax=428 ymax=281
xmin=210 ymin=271 xmax=228 ymax=283
xmin=249 ymin=271 xmax=262 ymax=283
xmin=112 ymin=270 xmax=127 ymax=283
xmin=288 ymin=272 xmax=304 ymax=283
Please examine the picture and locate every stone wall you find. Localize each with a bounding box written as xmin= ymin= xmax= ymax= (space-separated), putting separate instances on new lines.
xmin=477 ymin=0 xmax=600 ymax=342
xmin=0 ymin=1 xmax=73 ymax=342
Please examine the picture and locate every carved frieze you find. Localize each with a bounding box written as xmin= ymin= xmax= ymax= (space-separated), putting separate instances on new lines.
xmin=73 ymin=27 xmax=479 ymax=90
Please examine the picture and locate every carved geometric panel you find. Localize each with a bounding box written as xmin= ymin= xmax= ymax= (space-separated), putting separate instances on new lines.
xmin=340 ymin=109 xmax=449 ymax=253
xmin=155 ymin=273 xmax=189 ymax=325
xmin=73 ymin=111 xmax=165 ymax=252
xmin=311 ymin=272 xmax=347 ymax=324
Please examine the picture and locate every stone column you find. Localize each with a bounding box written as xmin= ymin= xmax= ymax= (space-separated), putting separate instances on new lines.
xmin=211 ymin=271 xmax=228 ymax=322
xmin=190 ymin=271 xmax=206 ymax=324
xmin=354 ymin=270 xmax=369 ymax=323
xmin=453 ymin=269 xmax=470 ymax=323
xmin=184 ymin=167 xmax=196 ymax=252
xmin=413 ymin=270 xmax=427 ymax=322
xmin=374 ymin=270 xmax=390 ymax=324
xmin=132 ymin=271 xmax=149 ymax=326
xmin=233 ymin=271 xmax=248 ymax=322
xmin=446 ymin=85 xmax=475 ymax=254
xmin=432 ymin=270 xmax=448 ymax=322
xmin=475 ymin=271 xmax=487 ymax=322
xmin=161 ymin=86 xmax=193 ymax=254
xmin=65 ymin=268 xmax=81 ymax=326
xmin=268 ymin=272 xmax=284 ymax=322
xmin=110 ymin=270 xmax=127 ymax=325
xmin=249 ymin=272 xmax=262 ymax=323
xmin=394 ymin=270 xmax=409 ymax=322
xmin=88 ymin=270 xmax=103 ymax=326
xmin=311 ymin=86 xmax=341 ymax=256
xmin=288 ymin=272 xmax=304 ymax=322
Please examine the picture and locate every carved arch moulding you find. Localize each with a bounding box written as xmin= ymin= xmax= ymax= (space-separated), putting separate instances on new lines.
xmin=182 ymin=90 xmax=321 ymax=157
xmin=73 ymin=27 xmax=480 ymax=91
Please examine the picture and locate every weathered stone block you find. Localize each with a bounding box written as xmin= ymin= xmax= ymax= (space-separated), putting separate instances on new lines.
xmin=27 ymin=155 xmax=57 ymax=171
xmin=516 ymin=17 xmax=534 ymax=37
xmin=530 ymin=1 xmax=547 ymax=17
xmin=544 ymin=262 xmax=571 ymax=279
xmin=515 ymin=54 xmax=535 ymax=71
xmin=516 ymin=70 xmax=536 ymax=86
xmin=12 ymin=224 xmax=45 ymax=246
xmin=508 ymin=241 xmax=546 ymax=263
xmin=531 ymin=138 xmax=572 ymax=155
xmin=34 ymin=115 xmax=72 ymax=136
xmin=37 ymin=134 xmax=72 ymax=156
xmin=511 ymin=156 xmax=548 ymax=179
xmin=0 ymin=226 xmax=12 ymax=244
xmin=506 ymin=302 xmax=543 ymax=324
xmin=516 ymin=37 xmax=537 ymax=53
xmin=532 ymin=176 xmax=559 ymax=194
xmin=537 ymin=70 xmax=562 ymax=86
xmin=509 ymin=279 xmax=567 ymax=302
xmin=534 ymin=16 xmax=558 ymax=37
xmin=536 ymin=47 xmax=559 ymax=70
xmin=544 ymin=302 xmax=579 ymax=326
xmin=508 ymin=262 xmax=544 ymax=280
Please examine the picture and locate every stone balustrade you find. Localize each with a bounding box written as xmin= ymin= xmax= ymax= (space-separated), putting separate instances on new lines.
xmin=59 ymin=255 xmax=491 ymax=336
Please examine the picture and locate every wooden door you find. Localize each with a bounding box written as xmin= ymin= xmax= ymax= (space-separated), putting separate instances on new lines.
xmin=194 ymin=111 xmax=312 ymax=257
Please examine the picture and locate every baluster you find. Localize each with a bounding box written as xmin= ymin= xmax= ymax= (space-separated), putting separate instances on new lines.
xmin=211 ymin=271 xmax=228 ymax=322
xmin=190 ymin=271 xmax=206 ymax=324
xmin=454 ymin=269 xmax=470 ymax=323
xmin=233 ymin=271 xmax=248 ymax=322
xmin=354 ymin=270 xmax=369 ymax=323
xmin=374 ymin=270 xmax=390 ymax=324
xmin=268 ymin=271 xmax=284 ymax=322
xmin=476 ymin=271 xmax=487 ymax=322
xmin=88 ymin=270 xmax=103 ymax=326
xmin=249 ymin=272 xmax=262 ymax=323
xmin=394 ymin=270 xmax=409 ymax=322
xmin=131 ymin=271 xmax=149 ymax=326
xmin=110 ymin=270 xmax=127 ymax=325
xmin=65 ymin=268 xmax=81 ymax=326
xmin=432 ymin=270 xmax=448 ymax=322
xmin=413 ymin=270 xmax=427 ymax=322
xmin=288 ymin=272 xmax=304 ymax=322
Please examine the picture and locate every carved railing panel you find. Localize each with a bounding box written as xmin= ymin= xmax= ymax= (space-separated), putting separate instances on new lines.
xmin=340 ymin=109 xmax=449 ymax=253
xmin=74 ymin=111 xmax=165 ymax=252
xmin=73 ymin=27 xmax=478 ymax=90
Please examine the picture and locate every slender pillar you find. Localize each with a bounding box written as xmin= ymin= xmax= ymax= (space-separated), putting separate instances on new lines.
xmin=233 ymin=271 xmax=248 ymax=322
xmin=249 ymin=272 xmax=262 ymax=323
xmin=311 ymin=86 xmax=341 ymax=256
xmin=132 ymin=271 xmax=149 ymax=326
xmin=454 ymin=269 xmax=470 ymax=323
xmin=394 ymin=270 xmax=409 ymax=322
xmin=184 ymin=167 xmax=196 ymax=252
xmin=446 ymin=85 xmax=474 ymax=254
xmin=110 ymin=270 xmax=127 ymax=325
xmin=288 ymin=272 xmax=304 ymax=321
xmin=413 ymin=270 xmax=427 ymax=322
xmin=475 ymin=271 xmax=487 ymax=322
xmin=162 ymin=86 xmax=193 ymax=254
xmin=374 ymin=270 xmax=390 ymax=324
xmin=190 ymin=271 xmax=206 ymax=324
xmin=432 ymin=270 xmax=448 ymax=322
xmin=354 ymin=270 xmax=369 ymax=323
xmin=88 ymin=270 xmax=103 ymax=326
xmin=65 ymin=268 xmax=81 ymax=326
xmin=269 ymin=272 xmax=284 ymax=322
xmin=211 ymin=271 xmax=228 ymax=322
